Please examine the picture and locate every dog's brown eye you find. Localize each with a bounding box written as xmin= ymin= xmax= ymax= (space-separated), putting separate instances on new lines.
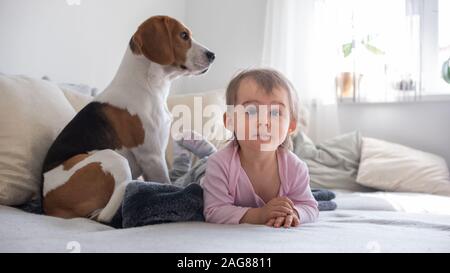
xmin=180 ymin=31 xmax=189 ymax=41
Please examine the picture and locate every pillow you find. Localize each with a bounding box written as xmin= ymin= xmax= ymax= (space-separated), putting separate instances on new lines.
xmin=0 ymin=75 xmax=76 ymax=205
xmin=356 ymin=137 xmax=450 ymax=196
xmin=58 ymin=82 xmax=99 ymax=97
xmin=292 ymin=131 xmax=374 ymax=192
xmin=42 ymin=76 xmax=99 ymax=97
xmin=41 ymin=76 xmax=95 ymax=111
xmin=166 ymin=89 xmax=230 ymax=167
xmin=60 ymin=86 xmax=93 ymax=112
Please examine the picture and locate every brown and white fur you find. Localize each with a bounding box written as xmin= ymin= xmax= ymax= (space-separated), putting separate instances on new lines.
xmin=41 ymin=16 xmax=215 ymax=223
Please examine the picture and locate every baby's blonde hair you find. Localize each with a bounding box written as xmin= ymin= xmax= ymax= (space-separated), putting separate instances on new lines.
xmin=225 ymin=68 xmax=301 ymax=150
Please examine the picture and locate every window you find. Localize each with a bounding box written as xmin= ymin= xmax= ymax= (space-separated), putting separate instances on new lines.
xmin=423 ymin=0 xmax=450 ymax=95
xmin=334 ymin=0 xmax=450 ymax=102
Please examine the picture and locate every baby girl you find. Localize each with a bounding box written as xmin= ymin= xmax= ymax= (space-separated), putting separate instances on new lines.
xmin=202 ymin=68 xmax=318 ymax=228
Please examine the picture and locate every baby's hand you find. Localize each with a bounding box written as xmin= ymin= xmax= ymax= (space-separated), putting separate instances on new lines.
xmin=265 ymin=213 xmax=300 ymax=228
xmin=260 ymin=196 xmax=295 ymax=223
xmin=264 ymin=197 xmax=300 ymax=228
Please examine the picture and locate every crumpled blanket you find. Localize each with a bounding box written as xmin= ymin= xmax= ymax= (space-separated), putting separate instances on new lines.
xmin=169 ymin=131 xmax=217 ymax=187
xmin=312 ymin=189 xmax=337 ymax=211
xmin=111 ymin=181 xmax=204 ymax=228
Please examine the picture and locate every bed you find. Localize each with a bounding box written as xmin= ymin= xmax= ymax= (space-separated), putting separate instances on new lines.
xmin=1 ymin=75 xmax=450 ymax=253
xmin=1 ymin=190 xmax=450 ymax=253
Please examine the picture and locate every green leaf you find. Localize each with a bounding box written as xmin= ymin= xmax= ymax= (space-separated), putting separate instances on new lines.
xmin=364 ymin=43 xmax=385 ymax=55
xmin=342 ymin=43 xmax=353 ymax=57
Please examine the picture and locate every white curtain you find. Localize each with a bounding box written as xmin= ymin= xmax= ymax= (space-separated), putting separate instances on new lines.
xmin=262 ymin=0 xmax=343 ymax=142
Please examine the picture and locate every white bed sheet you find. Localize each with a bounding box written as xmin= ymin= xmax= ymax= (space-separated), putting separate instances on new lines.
xmin=334 ymin=190 xmax=450 ymax=215
xmin=1 ymin=191 xmax=450 ymax=253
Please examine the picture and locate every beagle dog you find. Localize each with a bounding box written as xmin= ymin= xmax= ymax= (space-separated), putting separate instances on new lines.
xmin=41 ymin=15 xmax=215 ymax=223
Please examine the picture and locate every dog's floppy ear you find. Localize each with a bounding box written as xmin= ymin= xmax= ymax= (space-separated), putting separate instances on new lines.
xmin=129 ymin=35 xmax=142 ymax=55
xmin=130 ymin=16 xmax=175 ymax=65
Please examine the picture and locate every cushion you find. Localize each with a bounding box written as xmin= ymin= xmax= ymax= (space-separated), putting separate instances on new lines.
xmin=292 ymin=131 xmax=374 ymax=192
xmin=60 ymin=87 xmax=93 ymax=112
xmin=58 ymin=82 xmax=99 ymax=97
xmin=356 ymin=137 xmax=450 ymax=196
xmin=0 ymin=75 xmax=76 ymax=205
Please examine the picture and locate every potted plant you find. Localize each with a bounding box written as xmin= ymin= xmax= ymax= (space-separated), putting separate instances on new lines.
xmin=336 ymin=35 xmax=385 ymax=99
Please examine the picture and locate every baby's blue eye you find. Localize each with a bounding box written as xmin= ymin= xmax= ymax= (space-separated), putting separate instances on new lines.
xmin=270 ymin=109 xmax=280 ymax=117
xmin=245 ymin=105 xmax=257 ymax=116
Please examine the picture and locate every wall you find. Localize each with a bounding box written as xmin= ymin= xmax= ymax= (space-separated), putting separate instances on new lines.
xmin=0 ymin=0 xmax=186 ymax=91
xmin=175 ymin=0 xmax=267 ymax=94
xmin=0 ymin=0 xmax=268 ymax=93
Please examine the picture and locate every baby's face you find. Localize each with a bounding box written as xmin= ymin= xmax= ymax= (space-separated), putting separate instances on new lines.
xmin=226 ymin=78 xmax=296 ymax=152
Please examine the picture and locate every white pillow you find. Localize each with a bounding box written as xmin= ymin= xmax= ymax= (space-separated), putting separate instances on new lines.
xmin=356 ymin=137 xmax=450 ymax=196
xmin=0 ymin=75 xmax=76 ymax=205
xmin=60 ymin=86 xmax=93 ymax=112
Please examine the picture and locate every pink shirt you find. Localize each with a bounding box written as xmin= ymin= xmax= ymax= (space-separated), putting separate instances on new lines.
xmin=202 ymin=140 xmax=319 ymax=225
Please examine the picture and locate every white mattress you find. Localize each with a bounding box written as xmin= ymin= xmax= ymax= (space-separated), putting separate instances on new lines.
xmin=1 ymin=191 xmax=450 ymax=253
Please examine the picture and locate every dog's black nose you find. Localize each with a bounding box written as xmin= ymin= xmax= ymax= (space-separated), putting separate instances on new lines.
xmin=205 ymin=51 xmax=215 ymax=62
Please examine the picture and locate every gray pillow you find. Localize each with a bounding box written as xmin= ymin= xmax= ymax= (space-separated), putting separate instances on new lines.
xmin=292 ymin=131 xmax=374 ymax=192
